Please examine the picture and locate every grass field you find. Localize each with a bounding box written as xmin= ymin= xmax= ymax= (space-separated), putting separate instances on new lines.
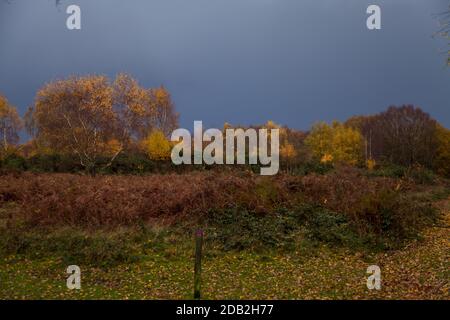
xmin=0 ymin=193 xmax=448 ymax=300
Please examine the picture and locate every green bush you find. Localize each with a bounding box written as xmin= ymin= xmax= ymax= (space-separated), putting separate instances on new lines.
xmin=27 ymin=154 xmax=82 ymax=173
xmin=290 ymin=161 xmax=334 ymax=176
xmin=0 ymin=227 xmax=142 ymax=267
xmin=204 ymin=208 xmax=300 ymax=251
xmin=0 ymin=154 xmax=27 ymax=172
xmin=353 ymin=190 xmax=439 ymax=243
xmin=368 ymin=163 xmax=407 ymax=178
xmin=203 ymin=205 xmax=363 ymax=251
xmin=100 ymin=154 xmax=155 ymax=174
xmin=367 ymin=163 xmax=436 ymax=184
xmin=405 ymin=165 xmax=436 ymax=185
xmin=2 ymin=152 xmax=186 ymax=175
xmin=302 ymin=207 xmax=361 ymax=246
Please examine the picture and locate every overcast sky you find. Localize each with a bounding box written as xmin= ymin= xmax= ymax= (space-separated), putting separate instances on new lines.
xmin=0 ymin=0 xmax=449 ymax=132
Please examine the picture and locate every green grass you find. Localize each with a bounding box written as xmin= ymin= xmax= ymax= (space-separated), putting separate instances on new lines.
xmin=0 ymin=246 xmax=371 ymax=299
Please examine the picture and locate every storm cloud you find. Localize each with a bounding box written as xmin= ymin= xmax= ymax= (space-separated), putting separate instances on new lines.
xmin=0 ymin=0 xmax=449 ymax=133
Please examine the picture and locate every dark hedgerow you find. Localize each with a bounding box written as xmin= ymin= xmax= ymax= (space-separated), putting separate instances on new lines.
xmin=0 ymin=169 xmax=444 ymax=267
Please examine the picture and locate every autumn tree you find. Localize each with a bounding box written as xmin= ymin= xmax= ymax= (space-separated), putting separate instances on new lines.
xmin=304 ymin=122 xmax=333 ymax=161
xmin=28 ymin=74 xmax=178 ymax=172
xmin=0 ymin=94 xmax=23 ymax=158
xmin=280 ymin=142 xmax=296 ymax=170
xmin=262 ymin=121 xmax=299 ymax=169
xmin=433 ymin=124 xmax=450 ymax=177
xmin=149 ymin=86 xmax=179 ymax=137
xmin=113 ymin=74 xmax=174 ymax=143
xmin=23 ymin=105 xmax=54 ymax=157
xmin=28 ymin=76 xmax=119 ymax=173
xmin=112 ymin=74 xmax=178 ymax=151
xmin=373 ymin=106 xmax=437 ymax=167
xmin=346 ymin=106 xmax=440 ymax=168
xmin=112 ymin=73 xmax=153 ymax=143
xmin=141 ymin=129 xmax=172 ymax=160
xmin=233 ymin=120 xmax=307 ymax=169
xmin=305 ymin=121 xmax=363 ymax=165
xmin=345 ymin=115 xmax=377 ymax=161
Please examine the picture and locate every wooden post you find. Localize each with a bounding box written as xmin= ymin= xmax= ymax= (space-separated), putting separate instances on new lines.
xmin=194 ymin=229 xmax=203 ymax=299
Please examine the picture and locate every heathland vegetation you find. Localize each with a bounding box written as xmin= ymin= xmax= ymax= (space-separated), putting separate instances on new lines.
xmin=0 ymin=74 xmax=449 ymax=299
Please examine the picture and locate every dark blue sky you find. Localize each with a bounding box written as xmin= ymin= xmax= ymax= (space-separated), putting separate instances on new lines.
xmin=0 ymin=0 xmax=449 ymax=132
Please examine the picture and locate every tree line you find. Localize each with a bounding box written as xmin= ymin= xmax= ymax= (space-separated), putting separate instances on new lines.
xmin=8 ymin=74 xmax=178 ymax=173
xmin=0 ymin=74 xmax=449 ymax=177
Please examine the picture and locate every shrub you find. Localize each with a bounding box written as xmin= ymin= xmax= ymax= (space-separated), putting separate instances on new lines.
xmin=367 ymin=163 xmax=436 ymax=184
xmin=27 ymin=154 xmax=82 ymax=173
xmin=404 ymin=165 xmax=436 ymax=185
xmin=203 ymin=205 xmax=368 ymax=251
xmin=367 ymin=163 xmax=407 ymax=178
xmin=351 ymin=190 xmax=439 ymax=243
xmin=0 ymin=172 xmax=257 ymax=227
xmin=289 ymin=161 xmax=333 ymax=176
xmin=0 ymin=226 xmax=141 ymax=267
xmin=301 ymin=206 xmax=361 ymax=246
xmin=204 ymin=208 xmax=299 ymax=251
xmin=0 ymin=168 xmax=439 ymax=249
xmin=100 ymin=153 xmax=155 ymax=174
xmin=141 ymin=130 xmax=172 ymax=161
xmin=0 ymin=154 xmax=27 ymax=172
xmin=304 ymin=121 xmax=364 ymax=166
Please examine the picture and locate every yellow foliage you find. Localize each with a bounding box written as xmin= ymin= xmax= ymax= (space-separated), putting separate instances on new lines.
xmin=305 ymin=121 xmax=363 ymax=165
xmin=148 ymin=86 xmax=179 ymax=137
xmin=113 ymin=73 xmax=148 ymax=116
xmin=154 ymin=87 xmax=169 ymax=101
xmin=22 ymin=139 xmax=54 ymax=158
xmin=0 ymin=94 xmax=23 ymax=158
xmin=433 ymin=124 xmax=450 ymax=177
xmin=104 ymin=139 xmax=123 ymax=157
xmin=305 ymin=122 xmax=333 ymax=159
xmin=142 ymin=130 xmax=172 ymax=160
xmin=367 ymin=158 xmax=376 ymax=171
xmin=223 ymin=122 xmax=232 ymax=131
xmin=265 ymin=120 xmax=279 ymax=130
xmin=321 ymin=153 xmax=333 ymax=164
xmin=264 ymin=120 xmax=288 ymax=140
xmin=280 ymin=142 xmax=297 ymax=160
